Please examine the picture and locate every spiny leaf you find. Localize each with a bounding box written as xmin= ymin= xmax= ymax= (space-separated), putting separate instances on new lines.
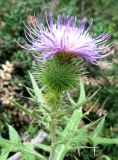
xmin=77 ymin=79 xmax=86 ymax=106
xmin=91 ymin=117 xmax=105 ymax=156
xmin=0 ymin=149 xmax=10 ymax=160
xmin=29 ymin=72 xmax=46 ymax=105
xmin=53 ymin=108 xmax=84 ymax=160
xmin=19 ymin=144 xmax=47 ymax=160
xmin=76 ymin=85 xmax=100 ymax=109
xmin=0 ymin=137 xmax=18 ymax=151
xmin=67 ymin=145 xmax=98 ymax=153
xmin=92 ymin=117 xmax=105 ymax=138
xmin=53 ymin=144 xmax=66 ymax=160
xmin=88 ymin=88 xmax=100 ymax=101
xmin=34 ymin=143 xmax=50 ymax=152
xmin=22 ymin=142 xmax=35 ymax=160
xmin=8 ymin=125 xmax=21 ymax=145
xmin=12 ymin=100 xmax=31 ymax=115
xmin=12 ymin=100 xmax=41 ymax=122
xmin=70 ymin=82 xmax=87 ymax=109
xmin=63 ymin=107 xmax=83 ymax=137
xmin=25 ymin=86 xmax=35 ymax=98
xmin=67 ymin=92 xmax=76 ymax=106
xmin=0 ymin=137 xmax=47 ymax=160
xmin=90 ymin=137 xmax=118 ymax=145
xmin=76 ymin=116 xmax=105 ymax=137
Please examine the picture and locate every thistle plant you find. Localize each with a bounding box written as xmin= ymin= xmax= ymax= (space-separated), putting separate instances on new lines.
xmin=0 ymin=13 xmax=118 ymax=160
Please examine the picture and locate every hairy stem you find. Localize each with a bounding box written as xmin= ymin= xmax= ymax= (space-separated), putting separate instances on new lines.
xmin=48 ymin=91 xmax=60 ymax=160
xmin=49 ymin=116 xmax=56 ymax=160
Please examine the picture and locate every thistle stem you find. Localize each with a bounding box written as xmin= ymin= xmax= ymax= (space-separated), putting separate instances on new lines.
xmin=49 ymin=117 xmax=56 ymax=160
xmin=48 ymin=91 xmax=60 ymax=160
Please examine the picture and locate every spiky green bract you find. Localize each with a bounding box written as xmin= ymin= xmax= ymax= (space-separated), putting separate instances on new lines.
xmin=35 ymin=54 xmax=84 ymax=94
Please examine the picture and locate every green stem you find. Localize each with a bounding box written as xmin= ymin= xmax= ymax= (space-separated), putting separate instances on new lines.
xmin=48 ymin=91 xmax=60 ymax=160
xmin=49 ymin=118 xmax=56 ymax=160
xmin=53 ymin=108 xmax=83 ymax=160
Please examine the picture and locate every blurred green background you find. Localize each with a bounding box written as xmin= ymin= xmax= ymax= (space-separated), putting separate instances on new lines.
xmin=0 ymin=0 xmax=118 ymax=159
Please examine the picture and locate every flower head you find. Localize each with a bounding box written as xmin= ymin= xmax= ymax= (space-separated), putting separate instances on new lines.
xmin=20 ymin=13 xmax=113 ymax=64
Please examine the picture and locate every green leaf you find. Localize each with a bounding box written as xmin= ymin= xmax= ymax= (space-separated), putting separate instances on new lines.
xmin=22 ymin=153 xmax=35 ymax=160
xmin=67 ymin=79 xmax=86 ymax=108
xmin=29 ymin=72 xmax=46 ymax=105
xmin=53 ymin=144 xmax=66 ymax=160
xmin=92 ymin=117 xmax=105 ymax=138
xmin=25 ymin=86 xmax=35 ymax=98
xmin=12 ymin=100 xmax=40 ymax=122
xmin=67 ymin=79 xmax=87 ymax=109
xmin=88 ymin=88 xmax=100 ymax=102
xmin=77 ymin=79 xmax=86 ymax=106
xmin=8 ymin=125 xmax=21 ymax=145
xmin=67 ymin=92 xmax=76 ymax=106
xmin=63 ymin=107 xmax=83 ymax=137
xmin=76 ymin=82 xmax=100 ymax=109
xmin=76 ymin=117 xmax=105 ymax=137
xmin=53 ymin=108 xmax=84 ymax=160
xmin=22 ymin=142 xmax=35 ymax=160
xmin=0 ymin=137 xmax=47 ymax=160
xmin=67 ymin=145 xmax=97 ymax=153
xmin=90 ymin=137 xmax=118 ymax=145
xmin=0 ymin=149 xmax=9 ymax=160
xmin=19 ymin=144 xmax=47 ymax=160
xmin=0 ymin=137 xmax=18 ymax=151
xmin=34 ymin=143 xmax=50 ymax=152
xmin=12 ymin=100 xmax=31 ymax=115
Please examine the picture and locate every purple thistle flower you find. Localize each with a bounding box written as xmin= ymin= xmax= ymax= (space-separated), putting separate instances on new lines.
xmin=20 ymin=13 xmax=113 ymax=64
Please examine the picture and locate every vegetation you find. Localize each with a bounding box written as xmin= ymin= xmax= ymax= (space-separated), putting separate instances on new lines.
xmin=0 ymin=0 xmax=118 ymax=159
